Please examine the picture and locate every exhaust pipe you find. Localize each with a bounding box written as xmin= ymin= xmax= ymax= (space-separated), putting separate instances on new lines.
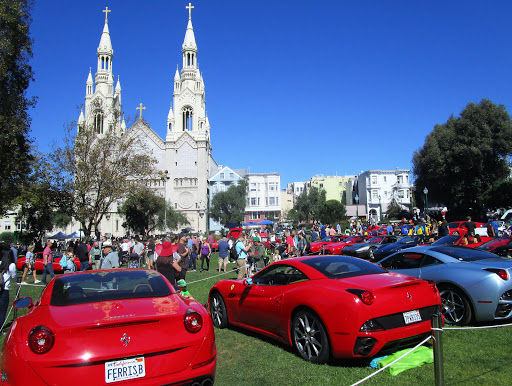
xmin=202 ymin=379 xmax=214 ymax=386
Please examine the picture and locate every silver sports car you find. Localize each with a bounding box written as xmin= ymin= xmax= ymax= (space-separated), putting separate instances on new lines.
xmin=378 ymin=245 xmax=512 ymax=325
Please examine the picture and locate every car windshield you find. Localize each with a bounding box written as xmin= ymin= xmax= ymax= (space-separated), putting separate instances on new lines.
xmin=397 ymin=235 xmax=423 ymax=244
xmin=432 ymin=235 xmax=460 ymax=246
xmin=344 ymin=236 xmax=358 ymax=243
xmin=430 ymin=246 xmax=498 ymax=261
xmin=478 ymin=237 xmax=512 ymax=251
xmin=368 ymin=236 xmax=383 ymax=243
xmin=448 ymin=223 xmax=462 ymax=229
xmin=301 ymin=256 xmax=387 ymax=279
xmin=319 ymin=237 xmax=332 ymax=242
xmin=50 ymin=270 xmax=172 ymax=306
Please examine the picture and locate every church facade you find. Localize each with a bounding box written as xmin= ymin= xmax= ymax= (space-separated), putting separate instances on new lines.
xmin=78 ymin=6 xmax=217 ymax=236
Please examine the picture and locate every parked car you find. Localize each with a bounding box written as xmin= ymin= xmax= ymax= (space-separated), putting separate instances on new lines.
xmin=475 ymin=221 xmax=506 ymax=237
xmin=343 ymin=235 xmax=400 ymax=260
xmin=371 ymin=235 xmax=431 ymax=262
xmin=447 ymin=221 xmax=485 ymax=235
xmin=370 ymin=225 xmax=389 ymax=236
xmin=378 ymin=245 xmax=512 ymax=325
xmin=323 ymin=236 xmax=367 ymax=254
xmin=431 ymin=235 xmax=493 ymax=248
xmin=309 ymin=235 xmax=345 ymax=254
xmin=16 ymin=251 xmax=82 ymax=272
xmin=476 ymin=237 xmax=512 ymax=256
xmin=208 ymin=255 xmax=441 ymax=363
xmin=1 ymin=270 xmax=216 ymax=385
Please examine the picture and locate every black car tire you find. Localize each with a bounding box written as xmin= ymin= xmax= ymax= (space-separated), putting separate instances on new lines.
xmin=439 ymin=286 xmax=472 ymax=325
xmin=210 ymin=292 xmax=228 ymax=328
xmin=292 ymin=310 xmax=330 ymax=364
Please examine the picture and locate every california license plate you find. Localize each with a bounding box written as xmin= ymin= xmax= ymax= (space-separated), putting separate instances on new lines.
xmin=403 ymin=310 xmax=422 ymax=324
xmin=105 ymin=357 xmax=146 ymax=383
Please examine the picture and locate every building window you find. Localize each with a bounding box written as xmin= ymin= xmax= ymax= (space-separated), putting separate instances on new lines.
xmin=115 ymin=220 xmax=119 ymax=232
xmin=229 ymin=173 xmax=234 ymax=179
xmin=398 ymin=190 xmax=405 ymax=198
xmin=4 ymin=224 xmax=11 ymax=230
xmin=383 ymin=176 xmax=387 ymax=182
xmin=372 ymin=190 xmax=378 ymax=199
xmin=371 ymin=176 xmax=377 ymax=185
xmin=251 ymin=198 xmax=257 ymax=205
xmin=398 ymin=175 xmax=404 ymax=184
xmin=269 ymin=197 xmax=276 ymax=205
xmin=220 ymin=173 xmax=225 ymax=179
xmin=320 ymin=183 xmax=324 ymax=188
xmin=250 ymin=212 xmax=260 ymax=220
xmin=250 ymin=183 xmax=256 ymax=191
xmin=94 ymin=112 xmax=104 ymax=134
xmin=182 ymin=106 xmax=193 ymax=131
xmin=257 ymin=198 xmax=260 ymax=205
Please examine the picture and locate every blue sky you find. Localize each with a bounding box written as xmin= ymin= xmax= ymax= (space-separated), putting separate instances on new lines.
xmin=28 ymin=0 xmax=512 ymax=187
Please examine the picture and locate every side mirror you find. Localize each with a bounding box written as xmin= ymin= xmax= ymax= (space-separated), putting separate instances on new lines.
xmin=172 ymin=285 xmax=181 ymax=294
xmin=243 ymin=278 xmax=253 ymax=287
xmin=13 ymin=296 xmax=33 ymax=309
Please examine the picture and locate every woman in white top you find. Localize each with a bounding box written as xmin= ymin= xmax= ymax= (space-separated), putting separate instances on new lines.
xmin=20 ymin=245 xmax=39 ymax=284
xmin=0 ymin=245 xmax=17 ymax=326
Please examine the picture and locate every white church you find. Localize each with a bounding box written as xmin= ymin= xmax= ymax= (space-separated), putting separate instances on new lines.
xmin=78 ymin=5 xmax=217 ymax=235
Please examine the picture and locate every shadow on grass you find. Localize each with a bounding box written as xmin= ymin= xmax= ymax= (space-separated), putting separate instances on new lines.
xmin=224 ymin=324 xmax=373 ymax=368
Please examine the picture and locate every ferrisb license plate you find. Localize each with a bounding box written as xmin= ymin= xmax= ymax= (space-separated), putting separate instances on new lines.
xmin=105 ymin=357 xmax=146 ymax=383
xmin=403 ymin=310 xmax=422 ymax=324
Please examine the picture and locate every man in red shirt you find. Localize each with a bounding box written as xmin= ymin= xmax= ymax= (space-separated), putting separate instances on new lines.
xmin=42 ymin=240 xmax=55 ymax=284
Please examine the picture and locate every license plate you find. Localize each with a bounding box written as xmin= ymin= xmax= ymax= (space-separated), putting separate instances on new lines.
xmin=403 ymin=310 xmax=422 ymax=324
xmin=105 ymin=357 xmax=146 ymax=383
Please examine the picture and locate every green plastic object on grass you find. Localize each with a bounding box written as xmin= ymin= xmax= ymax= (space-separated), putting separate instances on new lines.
xmin=377 ymin=346 xmax=433 ymax=376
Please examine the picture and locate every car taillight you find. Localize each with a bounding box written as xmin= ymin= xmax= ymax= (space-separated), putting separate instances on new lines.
xmin=347 ymin=289 xmax=374 ymax=305
xmin=184 ymin=309 xmax=203 ymax=333
xmin=28 ymin=326 xmax=55 ymax=354
xmin=484 ymin=268 xmax=509 ymax=280
xmin=428 ymin=280 xmax=438 ymax=293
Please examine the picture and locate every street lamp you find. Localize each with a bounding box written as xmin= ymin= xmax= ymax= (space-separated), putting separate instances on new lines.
xmin=379 ymin=195 xmax=382 ymax=224
xmin=423 ymin=187 xmax=429 ymax=216
xmin=160 ymin=170 xmax=170 ymax=232
xmin=355 ymin=194 xmax=359 ymax=228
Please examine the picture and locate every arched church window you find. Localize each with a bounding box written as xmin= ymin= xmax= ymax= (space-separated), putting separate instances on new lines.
xmin=94 ymin=112 xmax=104 ymax=134
xmin=182 ymin=106 xmax=193 ymax=131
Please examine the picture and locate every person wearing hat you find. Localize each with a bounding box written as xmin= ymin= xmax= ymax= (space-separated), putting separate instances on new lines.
xmin=155 ymin=238 xmax=181 ymax=284
xmin=249 ymin=237 xmax=266 ymax=274
xmin=100 ymin=240 xmax=119 ymax=270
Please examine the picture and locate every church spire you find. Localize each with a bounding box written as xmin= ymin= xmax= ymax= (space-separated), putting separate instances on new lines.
xmin=95 ymin=7 xmax=114 ymax=95
xmin=182 ymin=3 xmax=197 ymax=72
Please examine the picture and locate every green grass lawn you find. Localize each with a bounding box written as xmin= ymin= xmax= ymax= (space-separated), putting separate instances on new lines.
xmin=2 ymin=255 xmax=512 ymax=385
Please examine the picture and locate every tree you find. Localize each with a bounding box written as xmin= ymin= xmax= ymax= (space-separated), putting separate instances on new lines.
xmin=386 ymin=186 xmax=410 ymax=219
xmin=16 ymin=155 xmax=56 ymax=243
xmin=120 ymin=188 xmax=188 ymax=234
xmin=294 ymin=186 xmax=326 ymax=223
xmin=0 ymin=0 xmax=35 ymax=215
xmin=413 ymin=99 xmax=512 ymax=219
xmin=210 ymin=179 xmax=248 ymax=227
xmin=318 ymin=200 xmax=346 ymax=224
xmin=49 ymin=110 xmax=157 ymax=237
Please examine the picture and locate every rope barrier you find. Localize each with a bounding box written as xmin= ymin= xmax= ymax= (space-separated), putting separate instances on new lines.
xmin=187 ymin=269 xmax=234 ymax=285
xmin=443 ymin=322 xmax=512 ymax=330
xmin=350 ymin=335 xmax=432 ymax=386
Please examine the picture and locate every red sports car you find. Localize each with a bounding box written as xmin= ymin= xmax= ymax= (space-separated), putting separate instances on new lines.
xmin=16 ymin=251 xmax=82 ymax=272
xmin=309 ymin=235 xmax=345 ymax=254
xmin=208 ymin=255 xmax=441 ymax=363
xmin=1 ymin=270 xmax=216 ymax=385
xmin=431 ymin=234 xmax=493 ymax=248
xmin=447 ymin=221 xmax=485 ymax=235
xmin=323 ymin=235 xmax=367 ymax=254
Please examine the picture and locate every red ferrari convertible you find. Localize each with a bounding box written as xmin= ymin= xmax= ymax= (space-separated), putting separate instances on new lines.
xmin=323 ymin=235 xmax=367 ymax=254
xmin=309 ymin=235 xmax=345 ymax=254
xmin=208 ymin=255 xmax=441 ymax=363
xmin=16 ymin=251 xmax=82 ymax=272
xmin=1 ymin=270 xmax=216 ymax=385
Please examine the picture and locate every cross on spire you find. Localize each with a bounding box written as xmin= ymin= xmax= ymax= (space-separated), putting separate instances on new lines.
xmin=103 ymin=6 xmax=111 ymax=23
xmin=186 ymin=3 xmax=194 ymax=19
xmin=136 ymin=103 xmax=146 ymax=118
